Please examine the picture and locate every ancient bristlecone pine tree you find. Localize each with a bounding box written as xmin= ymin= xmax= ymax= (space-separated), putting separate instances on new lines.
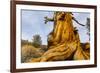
xmin=30 ymin=12 xmax=90 ymax=62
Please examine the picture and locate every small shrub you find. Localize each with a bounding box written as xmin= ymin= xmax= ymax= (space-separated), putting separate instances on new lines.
xmin=21 ymin=45 xmax=44 ymax=63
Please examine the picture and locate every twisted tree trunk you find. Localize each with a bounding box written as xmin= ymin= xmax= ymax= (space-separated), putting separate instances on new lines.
xmin=29 ymin=12 xmax=90 ymax=63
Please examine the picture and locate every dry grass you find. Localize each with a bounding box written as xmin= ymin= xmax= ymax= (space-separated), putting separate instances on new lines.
xmin=21 ymin=45 xmax=44 ymax=63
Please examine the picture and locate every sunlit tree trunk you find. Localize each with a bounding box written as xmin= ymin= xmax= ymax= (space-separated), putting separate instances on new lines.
xmin=29 ymin=12 xmax=90 ymax=62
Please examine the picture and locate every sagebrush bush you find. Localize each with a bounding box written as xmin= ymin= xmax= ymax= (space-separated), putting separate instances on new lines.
xmin=21 ymin=45 xmax=44 ymax=63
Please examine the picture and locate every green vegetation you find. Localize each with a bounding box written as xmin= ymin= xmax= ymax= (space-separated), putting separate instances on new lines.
xmin=32 ymin=35 xmax=42 ymax=48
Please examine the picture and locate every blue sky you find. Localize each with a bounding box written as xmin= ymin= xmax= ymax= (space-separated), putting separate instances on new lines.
xmin=21 ymin=10 xmax=90 ymax=45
